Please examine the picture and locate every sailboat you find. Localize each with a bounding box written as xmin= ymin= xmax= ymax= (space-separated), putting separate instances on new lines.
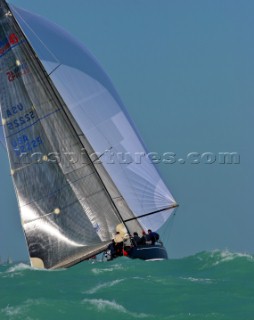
xmin=0 ymin=0 xmax=178 ymax=269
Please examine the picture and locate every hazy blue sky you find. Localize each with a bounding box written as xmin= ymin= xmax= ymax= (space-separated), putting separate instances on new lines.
xmin=1 ymin=0 xmax=253 ymax=262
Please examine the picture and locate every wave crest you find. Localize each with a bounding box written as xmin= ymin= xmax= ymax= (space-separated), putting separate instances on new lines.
xmin=84 ymin=279 xmax=125 ymax=294
xmin=82 ymin=298 xmax=151 ymax=318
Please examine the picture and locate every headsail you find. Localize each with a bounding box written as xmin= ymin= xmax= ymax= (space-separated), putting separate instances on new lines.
xmin=0 ymin=0 xmax=139 ymax=269
xmin=11 ymin=4 xmax=178 ymax=232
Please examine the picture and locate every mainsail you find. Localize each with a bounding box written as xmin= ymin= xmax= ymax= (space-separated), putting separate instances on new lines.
xmin=0 ymin=1 xmax=178 ymax=269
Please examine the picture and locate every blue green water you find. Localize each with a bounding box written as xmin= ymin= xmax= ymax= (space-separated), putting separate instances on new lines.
xmin=0 ymin=251 xmax=253 ymax=320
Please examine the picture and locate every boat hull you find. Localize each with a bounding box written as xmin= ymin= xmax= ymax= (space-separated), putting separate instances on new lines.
xmin=128 ymin=244 xmax=168 ymax=260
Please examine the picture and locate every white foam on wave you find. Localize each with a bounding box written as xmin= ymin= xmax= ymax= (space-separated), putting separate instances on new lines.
xmin=82 ymin=298 xmax=150 ymax=318
xmin=1 ymin=263 xmax=33 ymax=278
xmin=1 ymin=299 xmax=46 ymax=319
xmin=145 ymin=258 xmax=164 ymax=262
xmin=211 ymin=250 xmax=254 ymax=266
xmin=181 ymin=277 xmax=213 ymax=284
xmin=1 ymin=305 xmax=24 ymax=317
xmin=6 ymin=263 xmax=32 ymax=273
xmin=84 ymin=279 xmax=125 ymax=294
xmin=91 ymin=263 xmax=124 ymax=275
xmin=4 ymin=263 xmax=66 ymax=275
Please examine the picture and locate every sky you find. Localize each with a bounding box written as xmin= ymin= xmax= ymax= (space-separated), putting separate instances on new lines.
xmin=0 ymin=0 xmax=254 ymax=262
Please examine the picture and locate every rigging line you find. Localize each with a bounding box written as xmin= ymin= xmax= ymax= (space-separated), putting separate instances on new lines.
xmin=48 ymin=63 xmax=62 ymax=76
xmin=123 ymin=204 xmax=179 ymax=223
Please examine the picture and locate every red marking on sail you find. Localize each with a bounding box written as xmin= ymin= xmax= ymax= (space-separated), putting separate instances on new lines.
xmin=9 ymin=33 xmax=19 ymax=45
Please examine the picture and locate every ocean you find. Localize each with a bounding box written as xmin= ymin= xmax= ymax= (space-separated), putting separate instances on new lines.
xmin=0 ymin=250 xmax=253 ymax=320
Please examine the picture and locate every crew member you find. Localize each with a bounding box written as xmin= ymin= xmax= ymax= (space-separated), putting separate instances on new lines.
xmin=147 ymin=229 xmax=160 ymax=245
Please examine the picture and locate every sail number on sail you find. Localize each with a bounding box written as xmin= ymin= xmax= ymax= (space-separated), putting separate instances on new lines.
xmin=11 ymin=134 xmax=43 ymax=156
xmin=3 ymin=103 xmax=44 ymax=155
xmin=6 ymin=110 xmax=35 ymax=130
xmin=5 ymin=103 xmax=35 ymax=131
